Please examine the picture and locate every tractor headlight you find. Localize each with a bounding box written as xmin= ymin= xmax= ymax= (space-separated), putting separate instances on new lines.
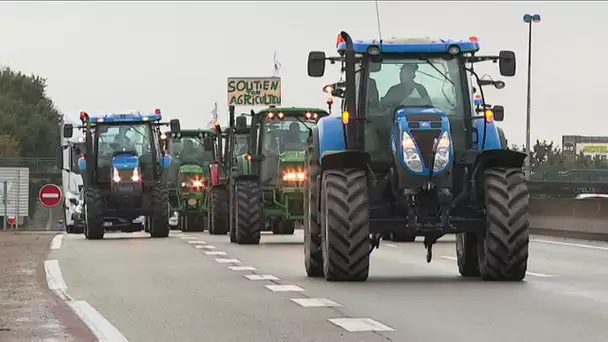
xmin=402 ymin=132 xmax=423 ymax=172
xmin=433 ymin=131 xmax=451 ymax=172
xmin=187 ymin=198 xmax=197 ymax=206
xmin=282 ymin=170 xmax=306 ymax=182
xmin=113 ymin=168 xmax=121 ymax=182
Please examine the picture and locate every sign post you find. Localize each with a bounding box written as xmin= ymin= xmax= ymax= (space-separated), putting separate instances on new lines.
xmin=7 ymin=216 xmax=16 ymax=228
xmin=39 ymin=184 xmax=62 ymax=231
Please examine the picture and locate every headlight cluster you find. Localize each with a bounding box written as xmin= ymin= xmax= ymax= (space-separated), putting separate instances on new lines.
xmin=401 ymin=130 xmax=451 ymax=173
xmin=432 ymin=131 xmax=451 ymax=172
xmin=402 ymin=133 xmax=423 ymax=172
xmin=282 ymin=170 xmax=306 ymax=182
xmin=181 ymin=177 xmax=205 ymax=190
xmin=113 ymin=168 xmax=140 ymax=183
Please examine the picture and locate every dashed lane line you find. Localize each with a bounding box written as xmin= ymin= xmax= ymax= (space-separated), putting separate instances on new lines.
xmin=215 ymin=258 xmax=242 ymax=264
xmin=229 ymin=266 xmax=257 ymax=271
xmin=265 ymin=284 xmax=305 ymax=292
xmin=204 ymin=251 xmax=228 ymax=256
xmin=50 ymin=234 xmax=64 ymax=250
xmin=533 ymin=238 xmax=608 ymax=251
xmin=328 ymin=318 xmax=395 ymax=332
xmin=244 ymin=274 xmax=280 ymax=281
xmin=186 ymin=240 xmax=207 ymax=244
xmin=290 ymin=298 xmax=342 ymax=307
xmin=180 ymin=236 xmax=198 ymax=240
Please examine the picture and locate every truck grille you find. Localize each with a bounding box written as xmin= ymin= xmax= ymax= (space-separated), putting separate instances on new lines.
xmin=410 ymin=130 xmax=441 ymax=169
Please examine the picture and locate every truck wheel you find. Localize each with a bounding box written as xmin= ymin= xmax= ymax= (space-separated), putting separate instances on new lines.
xmin=150 ymin=184 xmax=170 ymax=238
xmin=209 ymin=186 xmax=228 ymax=235
xmin=321 ymin=169 xmax=370 ymax=282
xmin=84 ymin=190 xmax=104 ymax=240
xmin=456 ymin=232 xmax=480 ymax=277
xmin=391 ymin=232 xmax=416 ymax=242
xmin=235 ymin=180 xmax=262 ymax=245
xmin=304 ymin=160 xmax=323 ymax=277
xmin=478 ymin=167 xmax=529 ymax=281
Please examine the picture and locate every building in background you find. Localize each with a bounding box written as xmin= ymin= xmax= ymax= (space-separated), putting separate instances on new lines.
xmin=562 ymin=135 xmax=608 ymax=163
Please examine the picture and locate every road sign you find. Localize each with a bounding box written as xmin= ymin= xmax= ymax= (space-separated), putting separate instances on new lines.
xmin=7 ymin=216 xmax=16 ymax=225
xmin=39 ymin=184 xmax=62 ymax=208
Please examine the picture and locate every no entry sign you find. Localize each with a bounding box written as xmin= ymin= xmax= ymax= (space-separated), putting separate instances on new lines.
xmin=39 ymin=184 xmax=62 ymax=208
xmin=7 ymin=216 xmax=16 ymax=225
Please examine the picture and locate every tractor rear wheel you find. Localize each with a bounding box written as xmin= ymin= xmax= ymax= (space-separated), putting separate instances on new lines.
xmin=182 ymin=214 xmax=205 ymax=232
xmin=84 ymin=189 xmax=104 ymax=240
xmin=235 ymin=180 xmax=262 ymax=245
xmin=209 ymin=186 xmax=229 ymax=235
xmin=321 ymin=169 xmax=370 ymax=282
xmin=272 ymin=220 xmax=295 ymax=235
xmin=150 ymin=184 xmax=170 ymax=238
xmin=304 ymin=159 xmax=323 ymax=278
xmin=478 ymin=167 xmax=529 ymax=281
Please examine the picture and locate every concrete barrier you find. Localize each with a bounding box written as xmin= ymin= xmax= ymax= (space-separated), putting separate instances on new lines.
xmin=530 ymin=198 xmax=608 ymax=241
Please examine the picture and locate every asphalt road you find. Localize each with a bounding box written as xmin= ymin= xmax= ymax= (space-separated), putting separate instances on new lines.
xmin=48 ymin=230 xmax=608 ymax=342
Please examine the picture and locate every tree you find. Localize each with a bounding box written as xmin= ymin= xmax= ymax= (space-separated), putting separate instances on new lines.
xmin=0 ymin=67 xmax=62 ymax=157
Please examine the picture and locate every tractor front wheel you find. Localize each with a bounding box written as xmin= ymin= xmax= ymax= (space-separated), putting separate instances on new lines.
xmin=149 ymin=184 xmax=170 ymax=238
xmin=209 ymin=186 xmax=229 ymax=235
xmin=84 ymin=189 xmax=104 ymax=240
xmin=235 ymin=180 xmax=262 ymax=245
xmin=321 ymin=169 xmax=370 ymax=282
xmin=478 ymin=167 xmax=529 ymax=281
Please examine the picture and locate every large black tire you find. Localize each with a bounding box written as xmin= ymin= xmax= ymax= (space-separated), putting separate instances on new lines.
xmin=478 ymin=167 xmax=529 ymax=281
xmin=235 ymin=180 xmax=262 ymax=245
xmin=304 ymin=156 xmax=323 ymax=278
xmin=181 ymin=214 xmax=205 ymax=232
xmin=272 ymin=220 xmax=295 ymax=235
xmin=149 ymin=184 xmax=170 ymax=238
xmin=456 ymin=231 xmax=480 ymax=277
xmin=209 ymin=186 xmax=229 ymax=235
xmin=229 ymin=185 xmax=237 ymax=243
xmin=84 ymin=189 xmax=104 ymax=240
xmin=321 ymin=169 xmax=370 ymax=282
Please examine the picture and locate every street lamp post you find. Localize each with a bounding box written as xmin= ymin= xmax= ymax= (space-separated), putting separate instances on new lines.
xmin=523 ymin=13 xmax=541 ymax=179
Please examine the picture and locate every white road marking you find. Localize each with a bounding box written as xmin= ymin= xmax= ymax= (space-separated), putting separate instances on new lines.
xmin=193 ymin=245 xmax=205 ymax=249
xmin=44 ymin=260 xmax=67 ymax=292
xmin=534 ymin=239 xmax=608 ymax=251
xmin=44 ymin=260 xmax=128 ymax=341
xmin=328 ymin=318 xmax=395 ymax=332
xmin=199 ymin=245 xmax=216 ymax=249
xmin=229 ymin=266 xmax=257 ymax=271
xmin=526 ymin=272 xmax=554 ymax=278
xmin=180 ymin=236 xmax=198 ymax=240
xmin=440 ymin=256 xmax=554 ymax=278
xmin=291 ymin=298 xmax=341 ymax=307
xmin=204 ymin=251 xmax=228 ymax=256
xmin=244 ymin=274 xmax=279 ymax=281
xmin=265 ymin=284 xmax=305 ymax=292
xmin=384 ymin=243 xmax=398 ymax=248
xmin=186 ymin=240 xmax=206 ymax=244
xmin=215 ymin=258 xmax=241 ymax=264
xmin=50 ymin=234 xmax=63 ymax=250
xmin=69 ymin=301 xmax=128 ymax=342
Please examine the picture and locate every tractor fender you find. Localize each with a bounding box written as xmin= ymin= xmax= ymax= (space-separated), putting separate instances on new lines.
xmin=472 ymin=119 xmax=502 ymax=151
xmin=475 ymin=149 xmax=527 ymax=170
xmin=317 ymin=116 xmax=346 ymax=166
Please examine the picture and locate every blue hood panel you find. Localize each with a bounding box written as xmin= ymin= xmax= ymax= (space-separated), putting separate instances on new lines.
xmin=112 ymin=154 xmax=139 ymax=170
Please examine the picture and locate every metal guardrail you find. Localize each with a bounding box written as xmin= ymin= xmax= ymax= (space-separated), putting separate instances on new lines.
xmin=0 ymin=157 xmax=58 ymax=174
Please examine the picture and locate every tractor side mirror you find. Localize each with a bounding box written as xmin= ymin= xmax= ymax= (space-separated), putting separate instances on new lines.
xmin=498 ymin=51 xmax=516 ymax=77
xmin=307 ymin=51 xmax=326 ymax=77
xmin=492 ymin=105 xmax=505 ymax=121
xmin=63 ymin=124 xmax=73 ymax=138
xmin=203 ymin=135 xmax=214 ymax=150
xmin=169 ymin=119 xmax=181 ymax=134
xmin=235 ymin=116 xmax=248 ymax=134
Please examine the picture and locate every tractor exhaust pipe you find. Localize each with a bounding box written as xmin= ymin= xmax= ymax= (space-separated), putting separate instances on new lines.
xmin=340 ymin=31 xmax=363 ymax=151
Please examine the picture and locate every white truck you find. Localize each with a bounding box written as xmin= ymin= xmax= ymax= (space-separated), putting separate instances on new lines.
xmin=60 ymin=114 xmax=85 ymax=234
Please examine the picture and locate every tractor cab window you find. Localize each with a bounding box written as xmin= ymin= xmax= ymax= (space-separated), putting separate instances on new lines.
xmin=170 ymin=137 xmax=214 ymax=165
xmin=364 ymin=57 xmax=465 ymax=163
xmin=262 ymin=117 xmax=309 ymax=154
xmin=234 ymin=134 xmax=249 ymax=156
xmin=96 ymin=124 xmax=152 ymax=166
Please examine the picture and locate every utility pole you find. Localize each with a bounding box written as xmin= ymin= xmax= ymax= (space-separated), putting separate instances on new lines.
xmin=523 ymin=13 xmax=541 ymax=179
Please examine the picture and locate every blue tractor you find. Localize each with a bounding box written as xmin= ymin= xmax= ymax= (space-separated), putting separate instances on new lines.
xmin=61 ymin=110 xmax=181 ymax=240
xmin=304 ymin=33 xmax=529 ymax=282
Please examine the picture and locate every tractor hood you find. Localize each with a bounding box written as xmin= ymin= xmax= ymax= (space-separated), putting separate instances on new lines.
xmin=112 ymin=153 xmax=139 ymax=170
xmin=179 ymin=164 xmax=205 ymax=175
xmin=279 ymin=151 xmax=305 ymax=163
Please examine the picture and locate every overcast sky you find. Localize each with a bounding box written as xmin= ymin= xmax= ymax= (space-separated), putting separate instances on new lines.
xmin=0 ymin=1 xmax=604 ymax=147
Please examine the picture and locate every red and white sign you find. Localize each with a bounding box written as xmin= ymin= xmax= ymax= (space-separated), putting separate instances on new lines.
xmin=7 ymin=216 xmax=16 ymax=225
xmin=39 ymin=184 xmax=62 ymax=208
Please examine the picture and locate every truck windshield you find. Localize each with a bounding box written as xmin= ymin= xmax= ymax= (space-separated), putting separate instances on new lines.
xmin=367 ymin=57 xmax=465 ymax=117
xmin=96 ymin=124 xmax=152 ymax=166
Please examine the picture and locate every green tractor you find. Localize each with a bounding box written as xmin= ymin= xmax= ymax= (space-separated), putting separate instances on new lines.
xmin=229 ymin=106 xmax=329 ymax=245
xmin=164 ymin=129 xmax=217 ymax=232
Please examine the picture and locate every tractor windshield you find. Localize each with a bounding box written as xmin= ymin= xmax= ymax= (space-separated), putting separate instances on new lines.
xmin=262 ymin=117 xmax=309 ymax=154
xmin=234 ymin=134 xmax=249 ymax=156
xmin=170 ymin=136 xmax=214 ymax=165
xmin=96 ymin=124 xmax=152 ymax=167
xmin=368 ymin=57 xmax=465 ymax=117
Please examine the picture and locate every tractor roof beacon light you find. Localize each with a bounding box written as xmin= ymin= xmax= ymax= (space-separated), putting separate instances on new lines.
xmin=469 ymin=36 xmax=479 ymax=43
xmin=155 ymin=108 xmax=161 ymax=115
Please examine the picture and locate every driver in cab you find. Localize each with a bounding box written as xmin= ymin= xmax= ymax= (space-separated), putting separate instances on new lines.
xmin=113 ymin=126 xmax=136 ymax=152
xmin=281 ymin=122 xmax=304 ymax=151
xmin=179 ymin=139 xmax=199 ymax=160
xmin=380 ymin=64 xmax=433 ymax=110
